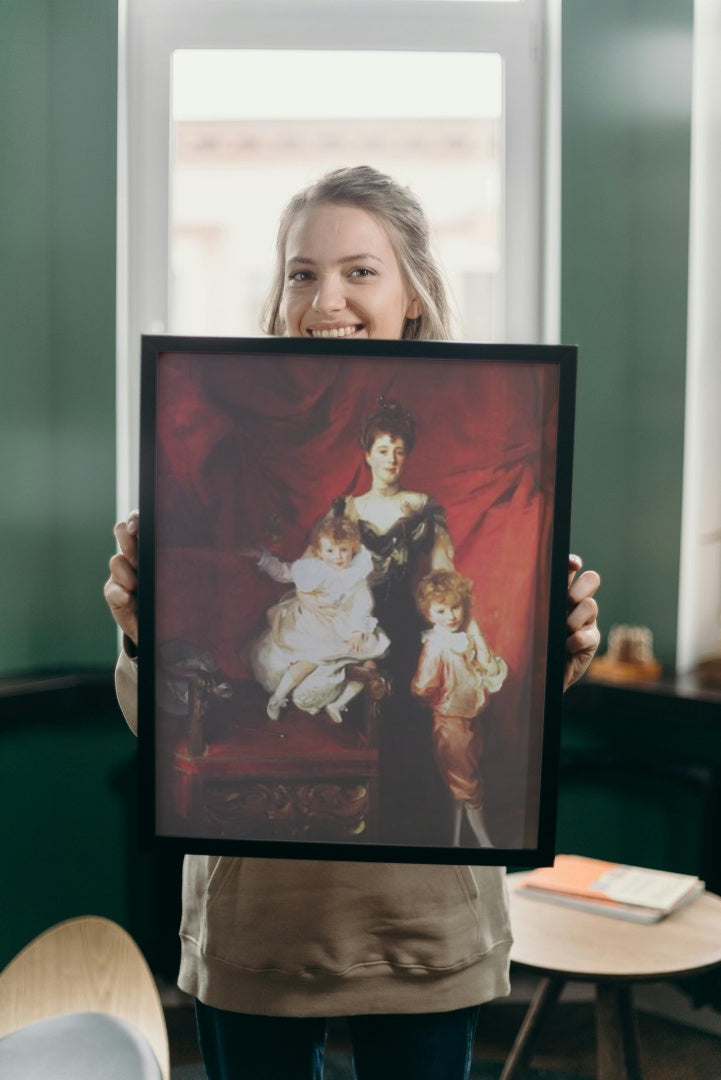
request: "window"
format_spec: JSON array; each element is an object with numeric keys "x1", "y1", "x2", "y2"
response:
[
  {"x1": 117, "y1": 0, "x2": 557, "y2": 509},
  {"x1": 169, "y1": 49, "x2": 503, "y2": 342}
]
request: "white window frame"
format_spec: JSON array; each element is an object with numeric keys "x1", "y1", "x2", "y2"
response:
[
  {"x1": 116, "y1": 0, "x2": 559, "y2": 512},
  {"x1": 676, "y1": 0, "x2": 721, "y2": 674}
]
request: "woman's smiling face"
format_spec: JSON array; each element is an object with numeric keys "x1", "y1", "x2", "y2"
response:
[{"x1": 281, "y1": 203, "x2": 421, "y2": 340}]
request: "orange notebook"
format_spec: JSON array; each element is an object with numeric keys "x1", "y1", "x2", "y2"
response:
[{"x1": 517, "y1": 855, "x2": 704, "y2": 923}]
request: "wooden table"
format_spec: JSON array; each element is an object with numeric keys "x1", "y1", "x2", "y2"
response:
[{"x1": 503, "y1": 873, "x2": 721, "y2": 1080}]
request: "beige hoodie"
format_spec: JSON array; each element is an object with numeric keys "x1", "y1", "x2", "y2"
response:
[{"x1": 116, "y1": 651, "x2": 512, "y2": 1016}]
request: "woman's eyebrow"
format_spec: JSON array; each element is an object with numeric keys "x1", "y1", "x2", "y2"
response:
[
  {"x1": 286, "y1": 253, "x2": 384, "y2": 266},
  {"x1": 339, "y1": 253, "x2": 384, "y2": 265}
]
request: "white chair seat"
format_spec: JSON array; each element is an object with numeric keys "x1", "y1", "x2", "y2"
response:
[
  {"x1": 0, "y1": 917, "x2": 169, "y2": 1079},
  {"x1": 0, "y1": 1011, "x2": 162, "y2": 1079}
]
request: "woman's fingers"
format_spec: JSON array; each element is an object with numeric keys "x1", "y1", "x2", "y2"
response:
[
  {"x1": 103, "y1": 574, "x2": 139, "y2": 643},
  {"x1": 567, "y1": 552, "x2": 583, "y2": 586},
  {"x1": 564, "y1": 560, "x2": 601, "y2": 690},
  {"x1": 105, "y1": 512, "x2": 140, "y2": 645},
  {"x1": 108, "y1": 551, "x2": 137, "y2": 591},
  {"x1": 566, "y1": 587, "x2": 600, "y2": 634},
  {"x1": 113, "y1": 511, "x2": 139, "y2": 567}
]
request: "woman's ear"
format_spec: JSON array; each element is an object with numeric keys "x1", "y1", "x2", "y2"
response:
[{"x1": 406, "y1": 296, "x2": 422, "y2": 320}]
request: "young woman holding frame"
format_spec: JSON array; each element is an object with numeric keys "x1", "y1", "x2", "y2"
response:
[{"x1": 105, "y1": 166, "x2": 600, "y2": 1080}]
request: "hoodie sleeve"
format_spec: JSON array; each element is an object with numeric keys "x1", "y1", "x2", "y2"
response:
[{"x1": 115, "y1": 647, "x2": 139, "y2": 736}]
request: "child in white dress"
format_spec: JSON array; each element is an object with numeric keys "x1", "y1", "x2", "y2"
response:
[
  {"x1": 246, "y1": 514, "x2": 390, "y2": 724},
  {"x1": 411, "y1": 569, "x2": 507, "y2": 846}
]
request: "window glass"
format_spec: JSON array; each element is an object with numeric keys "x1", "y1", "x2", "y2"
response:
[
  {"x1": 369, "y1": 0, "x2": 521, "y2": 3},
  {"x1": 170, "y1": 50, "x2": 503, "y2": 340}
]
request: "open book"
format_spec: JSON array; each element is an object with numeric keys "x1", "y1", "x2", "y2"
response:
[{"x1": 516, "y1": 854, "x2": 705, "y2": 923}]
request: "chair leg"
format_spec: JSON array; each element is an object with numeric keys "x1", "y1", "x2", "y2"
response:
[
  {"x1": 500, "y1": 976, "x2": 565, "y2": 1080},
  {"x1": 596, "y1": 983, "x2": 643, "y2": 1080}
]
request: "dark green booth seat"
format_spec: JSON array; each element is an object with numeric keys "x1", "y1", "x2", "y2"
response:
[{"x1": 0, "y1": 671, "x2": 182, "y2": 978}]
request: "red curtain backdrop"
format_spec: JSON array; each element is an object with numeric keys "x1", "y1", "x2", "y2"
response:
[{"x1": 153, "y1": 349, "x2": 560, "y2": 845}]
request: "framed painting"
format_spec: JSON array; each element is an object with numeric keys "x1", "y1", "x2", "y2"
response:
[{"x1": 137, "y1": 335, "x2": 576, "y2": 865}]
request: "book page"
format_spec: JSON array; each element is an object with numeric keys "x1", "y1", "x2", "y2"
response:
[{"x1": 596, "y1": 866, "x2": 698, "y2": 911}]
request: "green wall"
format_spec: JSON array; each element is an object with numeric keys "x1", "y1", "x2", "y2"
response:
[
  {"x1": 0, "y1": 0, "x2": 118, "y2": 675},
  {"x1": 0, "y1": 0, "x2": 135, "y2": 968},
  {"x1": 562, "y1": 0, "x2": 693, "y2": 669}
]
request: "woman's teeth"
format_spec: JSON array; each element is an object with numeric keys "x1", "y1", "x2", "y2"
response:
[{"x1": 310, "y1": 325, "x2": 360, "y2": 338}]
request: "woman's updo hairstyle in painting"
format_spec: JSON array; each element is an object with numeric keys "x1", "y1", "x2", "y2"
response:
[
  {"x1": 360, "y1": 396, "x2": 417, "y2": 455},
  {"x1": 262, "y1": 165, "x2": 454, "y2": 341}
]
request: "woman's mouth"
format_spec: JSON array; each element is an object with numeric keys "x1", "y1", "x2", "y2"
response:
[{"x1": 308, "y1": 324, "x2": 364, "y2": 339}]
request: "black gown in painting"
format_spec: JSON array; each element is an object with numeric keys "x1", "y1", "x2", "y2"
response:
[{"x1": 340, "y1": 495, "x2": 453, "y2": 846}]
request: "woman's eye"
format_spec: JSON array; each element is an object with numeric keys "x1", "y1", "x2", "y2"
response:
[
  {"x1": 349, "y1": 267, "x2": 375, "y2": 279},
  {"x1": 288, "y1": 270, "x2": 313, "y2": 283}
]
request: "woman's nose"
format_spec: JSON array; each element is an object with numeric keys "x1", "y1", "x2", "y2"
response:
[{"x1": 312, "y1": 274, "x2": 345, "y2": 314}]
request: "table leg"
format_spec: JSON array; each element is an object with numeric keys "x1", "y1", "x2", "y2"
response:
[
  {"x1": 500, "y1": 976, "x2": 565, "y2": 1080},
  {"x1": 596, "y1": 982, "x2": 643, "y2": 1080}
]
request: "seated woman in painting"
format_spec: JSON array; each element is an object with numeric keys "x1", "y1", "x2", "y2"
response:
[{"x1": 333, "y1": 397, "x2": 467, "y2": 842}]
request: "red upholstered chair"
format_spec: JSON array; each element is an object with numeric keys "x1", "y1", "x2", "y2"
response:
[{"x1": 158, "y1": 659, "x2": 389, "y2": 844}]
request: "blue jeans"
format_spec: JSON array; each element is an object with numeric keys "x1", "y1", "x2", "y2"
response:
[{"x1": 195, "y1": 1000, "x2": 481, "y2": 1080}]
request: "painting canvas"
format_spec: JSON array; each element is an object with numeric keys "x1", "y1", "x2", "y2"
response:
[{"x1": 137, "y1": 336, "x2": 576, "y2": 865}]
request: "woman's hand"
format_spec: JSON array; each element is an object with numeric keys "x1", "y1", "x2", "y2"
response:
[
  {"x1": 564, "y1": 554, "x2": 601, "y2": 691},
  {"x1": 103, "y1": 510, "x2": 139, "y2": 647}
]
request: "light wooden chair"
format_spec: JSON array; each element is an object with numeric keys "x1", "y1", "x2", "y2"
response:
[{"x1": 0, "y1": 915, "x2": 169, "y2": 1079}]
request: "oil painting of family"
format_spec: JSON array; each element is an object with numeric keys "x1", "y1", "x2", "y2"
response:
[{"x1": 150, "y1": 350, "x2": 562, "y2": 854}]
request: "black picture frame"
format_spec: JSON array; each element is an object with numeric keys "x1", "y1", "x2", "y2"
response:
[{"x1": 138, "y1": 335, "x2": 576, "y2": 866}]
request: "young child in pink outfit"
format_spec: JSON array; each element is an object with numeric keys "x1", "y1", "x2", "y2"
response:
[{"x1": 411, "y1": 569, "x2": 507, "y2": 847}]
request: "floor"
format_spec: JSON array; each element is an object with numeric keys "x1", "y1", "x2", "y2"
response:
[
  {"x1": 165, "y1": 979, "x2": 721, "y2": 1079},
  {"x1": 474, "y1": 999, "x2": 721, "y2": 1079}
]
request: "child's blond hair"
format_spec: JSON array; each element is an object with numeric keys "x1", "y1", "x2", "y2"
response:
[
  {"x1": 309, "y1": 513, "x2": 361, "y2": 556},
  {"x1": 416, "y1": 569, "x2": 474, "y2": 626}
]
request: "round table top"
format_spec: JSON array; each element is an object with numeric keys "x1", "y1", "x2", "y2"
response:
[{"x1": 508, "y1": 872, "x2": 721, "y2": 981}]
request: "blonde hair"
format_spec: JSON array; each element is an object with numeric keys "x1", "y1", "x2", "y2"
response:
[
  {"x1": 310, "y1": 513, "x2": 361, "y2": 555},
  {"x1": 262, "y1": 165, "x2": 454, "y2": 341},
  {"x1": 416, "y1": 569, "x2": 473, "y2": 625}
]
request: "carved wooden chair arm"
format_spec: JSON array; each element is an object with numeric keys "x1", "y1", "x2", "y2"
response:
[
  {"x1": 346, "y1": 664, "x2": 391, "y2": 748},
  {"x1": 346, "y1": 664, "x2": 391, "y2": 700},
  {"x1": 175, "y1": 668, "x2": 213, "y2": 757}
]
